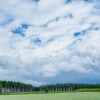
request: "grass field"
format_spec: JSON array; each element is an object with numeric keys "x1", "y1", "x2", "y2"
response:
[
  {"x1": 0, "y1": 92, "x2": 100, "y2": 100},
  {"x1": 76, "y1": 89, "x2": 100, "y2": 92}
]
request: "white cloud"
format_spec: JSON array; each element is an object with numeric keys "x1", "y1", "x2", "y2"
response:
[{"x1": 0, "y1": 0, "x2": 100, "y2": 84}]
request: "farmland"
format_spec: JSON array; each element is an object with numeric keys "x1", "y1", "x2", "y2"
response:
[{"x1": 0, "y1": 92, "x2": 100, "y2": 100}]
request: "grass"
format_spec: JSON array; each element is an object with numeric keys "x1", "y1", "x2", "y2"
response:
[
  {"x1": 1, "y1": 91, "x2": 76, "y2": 95},
  {"x1": 76, "y1": 88, "x2": 100, "y2": 92},
  {"x1": 0, "y1": 92, "x2": 100, "y2": 100},
  {"x1": 2, "y1": 92, "x2": 46, "y2": 95}
]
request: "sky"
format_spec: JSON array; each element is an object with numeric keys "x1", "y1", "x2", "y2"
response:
[{"x1": 0, "y1": 0, "x2": 100, "y2": 85}]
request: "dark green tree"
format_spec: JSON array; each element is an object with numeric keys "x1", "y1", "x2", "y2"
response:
[
  {"x1": 0, "y1": 84, "x2": 2, "y2": 94},
  {"x1": 45, "y1": 87, "x2": 49, "y2": 93}
]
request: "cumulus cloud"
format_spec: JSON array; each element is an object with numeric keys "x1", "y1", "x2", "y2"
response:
[{"x1": 0, "y1": 0, "x2": 100, "y2": 85}]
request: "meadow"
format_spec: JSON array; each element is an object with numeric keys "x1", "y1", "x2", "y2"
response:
[{"x1": 0, "y1": 92, "x2": 100, "y2": 100}]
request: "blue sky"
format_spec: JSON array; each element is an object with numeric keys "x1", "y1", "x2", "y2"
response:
[{"x1": 0, "y1": 0, "x2": 100, "y2": 85}]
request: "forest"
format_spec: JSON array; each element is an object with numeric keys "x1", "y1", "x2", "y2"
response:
[{"x1": 0, "y1": 80, "x2": 100, "y2": 93}]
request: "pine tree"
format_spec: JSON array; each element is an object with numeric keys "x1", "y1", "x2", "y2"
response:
[
  {"x1": 45, "y1": 87, "x2": 49, "y2": 93},
  {"x1": 0, "y1": 84, "x2": 2, "y2": 94}
]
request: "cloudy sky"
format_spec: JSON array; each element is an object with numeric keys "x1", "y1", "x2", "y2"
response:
[{"x1": 0, "y1": 0, "x2": 100, "y2": 85}]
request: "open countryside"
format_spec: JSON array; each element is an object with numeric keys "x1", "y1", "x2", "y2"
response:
[
  {"x1": 0, "y1": 0, "x2": 100, "y2": 100},
  {"x1": 0, "y1": 92, "x2": 100, "y2": 100},
  {"x1": 0, "y1": 81, "x2": 100, "y2": 100}
]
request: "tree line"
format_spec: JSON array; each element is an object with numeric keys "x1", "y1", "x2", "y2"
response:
[
  {"x1": 0, "y1": 80, "x2": 100, "y2": 93},
  {"x1": 0, "y1": 80, "x2": 34, "y2": 93},
  {"x1": 37, "y1": 83, "x2": 100, "y2": 92}
]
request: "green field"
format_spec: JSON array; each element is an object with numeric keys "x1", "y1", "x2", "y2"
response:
[
  {"x1": 0, "y1": 92, "x2": 100, "y2": 100},
  {"x1": 76, "y1": 89, "x2": 100, "y2": 92}
]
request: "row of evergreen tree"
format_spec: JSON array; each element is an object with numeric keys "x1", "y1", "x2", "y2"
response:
[
  {"x1": 37, "y1": 83, "x2": 100, "y2": 92},
  {"x1": 0, "y1": 80, "x2": 100, "y2": 93},
  {"x1": 0, "y1": 80, "x2": 34, "y2": 93}
]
